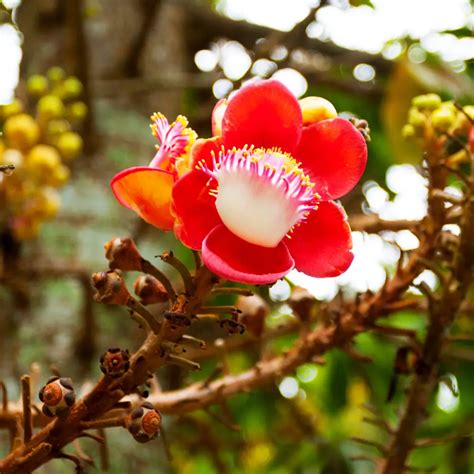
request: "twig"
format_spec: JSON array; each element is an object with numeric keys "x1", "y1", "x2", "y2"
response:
[
  {"x1": 141, "y1": 259, "x2": 177, "y2": 303},
  {"x1": 21, "y1": 376, "x2": 32, "y2": 443},
  {"x1": 159, "y1": 251, "x2": 195, "y2": 295}
]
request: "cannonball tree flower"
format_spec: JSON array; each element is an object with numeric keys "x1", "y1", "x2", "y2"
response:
[
  {"x1": 171, "y1": 80, "x2": 368, "y2": 284},
  {"x1": 111, "y1": 113, "x2": 197, "y2": 230}
]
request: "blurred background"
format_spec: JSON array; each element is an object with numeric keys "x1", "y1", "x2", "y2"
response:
[{"x1": 0, "y1": 0, "x2": 473, "y2": 472}]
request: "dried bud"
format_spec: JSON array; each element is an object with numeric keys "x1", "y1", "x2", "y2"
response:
[
  {"x1": 349, "y1": 117, "x2": 371, "y2": 142},
  {"x1": 288, "y1": 287, "x2": 316, "y2": 322},
  {"x1": 100, "y1": 348, "x2": 130, "y2": 378},
  {"x1": 164, "y1": 311, "x2": 191, "y2": 328},
  {"x1": 133, "y1": 275, "x2": 168, "y2": 305},
  {"x1": 127, "y1": 402, "x2": 161, "y2": 443},
  {"x1": 39, "y1": 376, "x2": 75, "y2": 417},
  {"x1": 220, "y1": 319, "x2": 245, "y2": 335},
  {"x1": 92, "y1": 270, "x2": 131, "y2": 305},
  {"x1": 237, "y1": 294, "x2": 269, "y2": 338},
  {"x1": 105, "y1": 237, "x2": 143, "y2": 272}
]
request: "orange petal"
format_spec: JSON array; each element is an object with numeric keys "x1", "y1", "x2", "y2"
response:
[{"x1": 111, "y1": 166, "x2": 175, "y2": 231}]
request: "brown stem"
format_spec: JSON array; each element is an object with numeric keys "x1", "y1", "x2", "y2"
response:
[{"x1": 21, "y1": 376, "x2": 32, "y2": 443}]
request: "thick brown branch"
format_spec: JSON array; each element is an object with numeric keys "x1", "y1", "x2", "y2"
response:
[{"x1": 377, "y1": 138, "x2": 474, "y2": 474}]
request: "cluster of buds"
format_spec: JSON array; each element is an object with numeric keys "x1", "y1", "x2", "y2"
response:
[
  {"x1": 0, "y1": 67, "x2": 86, "y2": 240},
  {"x1": 92, "y1": 270, "x2": 131, "y2": 305},
  {"x1": 403, "y1": 94, "x2": 474, "y2": 160},
  {"x1": 100, "y1": 347, "x2": 130, "y2": 378},
  {"x1": 38, "y1": 376, "x2": 76, "y2": 417},
  {"x1": 126, "y1": 401, "x2": 162, "y2": 443}
]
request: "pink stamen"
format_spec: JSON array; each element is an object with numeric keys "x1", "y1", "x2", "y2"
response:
[
  {"x1": 149, "y1": 113, "x2": 196, "y2": 171},
  {"x1": 198, "y1": 147, "x2": 319, "y2": 247}
]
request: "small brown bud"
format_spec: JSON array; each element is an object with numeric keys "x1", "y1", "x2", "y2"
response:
[
  {"x1": 237, "y1": 294, "x2": 269, "y2": 338},
  {"x1": 349, "y1": 116, "x2": 371, "y2": 142},
  {"x1": 133, "y1": 275, "x2": 168, "y2": 305},
  {"x1": 100, "y1": 348, "x2": 130, "y2": 378},
  {"x1": 105, "y1": 237, "x2": 143, "y2": 272},
  {"x1": 39, "y1": 376, "x2": 76, "y2": 417},
  {"x1": 126, "y1": 402, "x2": 161, "y2": 443},
  {"x1": 220, "y1": 319, "x2": 245, "y2": 335},
  {"x1": 288, "y1": 287, "x2": 316, "y2": 322},
  {"x1": 92, "y1": 270, "x2": 131, "y2": 305}
]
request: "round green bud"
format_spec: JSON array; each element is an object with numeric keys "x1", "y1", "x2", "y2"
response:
[
  {"x1": 57, "y1": 131, "x2": 83, "y2": 160},
  {"x1": 46, "y1": 119, "x2": 71, "y2": 137},
  {"x1": 4, "y1": 114, "x2": 40, "y2": 150},
  {"x1": 63, "y1": 76, "x2": 83, "y2": 99},
  {"x1": 402, "y1": 124, "x2": 416, "y2": 139},
  {"x1": 431, "y1": 106, "x2": 456, "y2": 131},
  {"x1": 464, "y1": 105, "x2": 474, "y2": 120},
  {"x1": 68, "y1": 101, "x2": 88, "y2": 121},
  {"x1": 47, "y1": 67, "x2": 66, "y2": 83},
  {"x1": 0, "y1": 99, "x2": 24, "y2": 118},
  {"x1": 27, "y1": 75, "x2": 49, "y2": 97},
  {"x1": 407, "y1": 107, "x2": 426, "y2": 128},
  {"x1": 412, "y1": 93, "x2": 441, "y2": 111},
  {"x1": 37, "y1": 95, "x2": 65, "y2": 120}
]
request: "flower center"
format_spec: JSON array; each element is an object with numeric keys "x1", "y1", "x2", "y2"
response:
[
  {"x1": 200, "y1": 147, "x2": 317, "y2": 248},
  {"x1": 149, "y1": 113, "x2": 196, "y2": 175}
]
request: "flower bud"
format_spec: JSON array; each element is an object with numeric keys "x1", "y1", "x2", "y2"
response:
[
  {"x1": 105, "y1": 237, "x2": 143, "y2": 272},
  {"x1": 47, "y1": 66, "x2": 66, "y2": 83},
  {"x1": 27, "y1": 74, "x2": 49, "y2": 97},
  {"x1": 68, "y1": 101, "x2": 88, "y2": 121},
  {"x1": 133, "y1": 275, "x2": 168, "y2": 305},
  {"x1": 100, "y1": 347, "x2": 130, "y2": 378},
  {"x1": 299, "y1": 96, "x2": 337, "y2": 126},
  {"x1": 349, "y1": 117, "x2": 371, "y2": 142},
  {"x1": 127, "y1": 402, "x2": 161, "y2": 443},
  {"x1": 469, "y1": 126, "x2": 474, "y2": 154},
  {"x1": 57, "y1": 132, "x2": 83, "y2": 160},
  {"x1": 0, "y1": 99, "x2": 23, "y2": 119},
  {"x1": 26, "y1": 145, "x2": 61, "y2": 175},
  {"x1": 48, "y1": 164, "x2": 70, "y2": 188},
  {"x1": 37, "y1": 95, "x2": 65, "y2": 120},
  {"x1": 407, "y1": 107, "x2": 426, "y2": 128},
  {"x1": 402, "y1": 124, "x2": 416, "y2": 139},
  {"x1": 62, "y1": 76, "x2": 83, "y2": 99},
  {"x1": 220, "y1": 318, "x2": 245, "y2": 335},
  {"x1": 411, "y1": 93, "x2": 441, "y2": 111},
  {"x1": 92, "y1": 270, "x2": 131, "y2": 305},
  {"x1": 431, "y1": 106, "x2": 456, "y2": 131},
  {"x1": 4, "y1": 114, "x2": 40, "y2": 151},
  {"x1": 39, "y1": 376, "x2": 76, "y2": 417}
]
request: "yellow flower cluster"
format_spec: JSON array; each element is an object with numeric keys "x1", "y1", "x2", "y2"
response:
[
  {"x1": 0, "y1": 67, "x2": 87, "y2": 240},
  {"x1": 403, "y1": 94, "x2": 473, "y2": 140}
]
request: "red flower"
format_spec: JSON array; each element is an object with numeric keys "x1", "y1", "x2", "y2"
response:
[
  {"x1": 111, "y1": 79, "x2": 367, "y2": 285},
  {"x1": 111, "y1": 114, "x2": 196, "y2": 230},
  {"x1": 172, "y1": 80, "x2": 367, "y2": 284}
]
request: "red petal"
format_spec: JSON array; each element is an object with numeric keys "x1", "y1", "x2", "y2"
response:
[
  {"x1": 222, "y1": 79, "x2": 302, "y2": 153},
  {"x1": 202, "y1": 225, "x2": 295, "y2": 284},
  {"x1": 172, "y1": 170, "x2": 222, "y2": 250},
  {"x1": 285, "y1": 201, "x2": 353, "y2": 277},
  {"x1": 294, "y1": 118, "x2": 367, "y2": 200},
  {"x1": 111, "y1": 167, "x2": 175, "y2": 230},
  {"x1": 190, "y1": 137, "x2": 222, "y2": 168}
]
